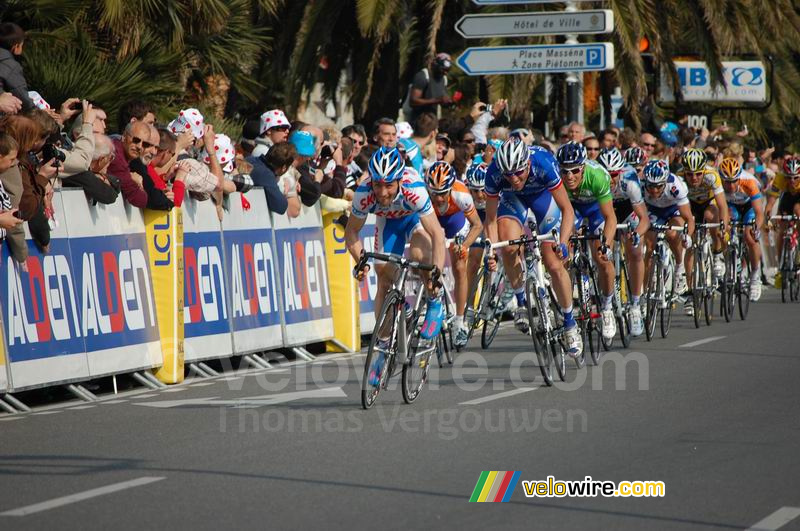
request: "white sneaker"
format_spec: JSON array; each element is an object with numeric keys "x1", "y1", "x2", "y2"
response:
[
  {"x1": 514, "y1": 307, "x2": 530, "y2": 334},
  {"x1": 630, "y1": 305, "x2": 644, "y2": 337},
  {"x1": 564, "y1": 325, "x2": 583, "y2": 358},
  {"x1": 749, "y1": 282, "x2": 762, "y2": 302},
  {"x1": 601, "y1": 308, "x2": 616, "y2": 339},
  {"x1": 713, "y1": 253, "x2": 725, "y2": 278},
  {"x1": 684, "y1": 294, "x2": 694, "y2": 316},
  {"x1": 675, "y1": 271, "x2": 688, "y2": 296},
  {"x1": 455, "y1": 325, "x2": 469, "y2": 348}
]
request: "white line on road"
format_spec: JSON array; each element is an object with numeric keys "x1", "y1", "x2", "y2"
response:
[
  {"x1": 0, "y1": 476, "x2": 166, "y2": 517},
  {"x1": 101, "y1": 400, "x2": 127, "y2": 404},
  {"x1": 746, "y1": 507, "x2": 800, "y2": 531},
  {"x1": 458, "y1": 387, "x2": 537, "y2": 405},
  {"x1": 679, "y1": 336, "x2": 726, "y2": 348}
]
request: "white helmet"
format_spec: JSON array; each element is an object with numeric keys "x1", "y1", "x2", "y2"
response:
[{"x1": 496, "y1": 138, "x2": 529, "y2": 174}]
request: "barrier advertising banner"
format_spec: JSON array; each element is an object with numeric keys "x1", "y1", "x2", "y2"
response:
[
  {"x1": 321, "y1": 212, "x2": 360, "y2": 352},
  {"x1": 144, "y1": 206, "x2": 184, "y2": 384},
  {"x1": 182, "y1": 197, "x2": 233, "y2": 362},
  {"x1": 271, "y1": 204, "x2": 334, "y2": 346},
  {"x1": 221, "y1": 191, "x2": 283, "y2": 354}
]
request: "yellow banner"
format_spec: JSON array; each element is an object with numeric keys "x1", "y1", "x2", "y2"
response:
[
  {"x1": 144, "y1": 209, "x2": 185, "y2": 384},
  {"x1": 322, "y1": 212, "x2": 360, "y2": 352}
]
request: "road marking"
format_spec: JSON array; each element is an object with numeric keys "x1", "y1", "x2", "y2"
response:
[
  {"x1": 459, "y1": 387, "x2": 537, "y2": 405},
  {"x1": 679, "y1": 336, "x2": 726, "y2": 348},
  {"x1": 0, "y1": 417, "x2": 21, "y2": 421},
  {"x1": 68, "y1": 405, "x2": 96, "y2": 411},
  {"x1": 0, "y1": 476, "x2": 166, "y2": 517},
  {"x1": 160, "y1": 388, "x2": 187, "y2": 393},
  {"x1": 133, "y1": 386, "x2": 347, "y2": 409},
  {"x1": 190, "y1": 382, "x2": 216, "y2": 387},
  {"x1": 101, "y1": 400, "x2": 127, "y2": 404},
  {"x1": 746, "y1": 507, "x2": 800, "y2": 531},
  {"x1": 134, "y1": 394, "x2": 156, "y2": 398},
  {"x1": 31, "y1": 411, "x2": 60, "y2": 416}
]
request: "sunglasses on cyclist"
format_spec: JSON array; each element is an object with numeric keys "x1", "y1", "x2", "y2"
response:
[
  {"x1": 560, "y1": 166, "x2": 583, "y2": 175},
  {"x1": 585, "y1": 147, "x2": 600, "y2": 152},
  {"x1": 645, "y1": 182, "x2": 665, "y2": 190},
  {"x1": 504, "y1": 167, "x2": 527, "y2": 178},
  {"x1": 130, "y1": 136, "x2": 154, "y2": 149},
  {"x1": 788, "y1": 174, "x2": 800, "y2": 180}
]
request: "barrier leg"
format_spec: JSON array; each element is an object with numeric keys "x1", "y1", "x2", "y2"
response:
[
  {"x1": 132, "y1": 372, "x2": 161, "y2": 390},
  {"x1": 66, "y1": 384, "x2": 95, "y2": 402},
  {"x1": 292, "y1": 347, "x2": 316, "y2": 361},
  {"x1": 189, "y1": 364, "x2": 212, "y2": 378},
  {"x1": 198, "y1": 362, "x2": 221, "y2": 376},
  {"x1": 242, "y1": 355, "x2": 267, "y2": 370},
  {"x1": 3, "y1": 394, "x2": 31, "y2": 412},
  {"x1": 0, "y1": 397, "x2": 18, "y2": 414}
]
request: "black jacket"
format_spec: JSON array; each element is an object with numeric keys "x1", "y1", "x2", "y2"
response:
[
  {"x1": 62, "y1": 171, "x2": 119, "y2": 205},
  {"x1": 0, "y1": 48, "x2": 34, "y2": 112}
]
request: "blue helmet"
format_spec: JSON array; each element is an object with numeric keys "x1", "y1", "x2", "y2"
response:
[
  {"x1": 556, "y1": 141, "x2": 587, "y2": 166},
  {"x1": 643, "y1": 159, "x2": 670, "y2": 185},
  {"x1": 465, "y1": 163, "x2": 488, "y2": 190},
  {"x1": 369, "y1": 146, "x2": 406, "y2": 183}
]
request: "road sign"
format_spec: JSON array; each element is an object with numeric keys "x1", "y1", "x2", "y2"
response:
[
  {"x1": 456, "y1": 43, "x2": 614, "y2": 76},
  {"x1": 455, "y1": 10, "x2": 613, "y2": 39},
  {"x1": 472, "y1": 0, "x2": 596, "y2": 4}
]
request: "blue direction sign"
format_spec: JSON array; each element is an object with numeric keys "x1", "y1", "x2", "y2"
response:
[{"x1": 456, "y1": 43, "x2": 614, "y2": 76}]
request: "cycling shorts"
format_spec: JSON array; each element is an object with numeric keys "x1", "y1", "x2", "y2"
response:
[
  {"x1": 647, "y1": 204, "x2": 681, "y2": 226},
  {"x1": 778, "y1": 192, "x2": 800, "y2": 215},
  {"x1": 438, "y1": 210, "x2": 469, "y2": 239},
  {"x1": 690, "y1": 199, "x2": 714, "y2": 222},
  {"x1": 497, "y1": 189, "x2": 561, "y2": 234},
  {"x1": 572, "y1": 201, "x2": 605, "y2": 235},
  {"x1": 375, "y1": 213, "x2": 422, "y2": 256},
  {"x1": 729, "y1": 202, "x2": 756, "y2": 225}
]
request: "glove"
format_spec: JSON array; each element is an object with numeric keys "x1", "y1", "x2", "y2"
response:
[
  {"x1": 753, "y1": 228, "x2": 761, "y2": 242},
  {"x1": 599, "y1": 244, "x2": 612, "y2": 260},
  {"x1": 682, "y1": 235, "x2": 693, "y2": 249},
  {"x1": 554, "y1": 242, "x2": 569, "y2": 260},
  {"x1": 631, "y1": 232, "x2": 641, "y2": 248},
  {"x1": 723, "y1": 230, "x2": 731, "y2": 244}
]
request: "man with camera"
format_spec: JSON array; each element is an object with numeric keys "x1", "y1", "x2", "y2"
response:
[{"x1": 403, "y1": 53, "x2": 453, "y2": 124}]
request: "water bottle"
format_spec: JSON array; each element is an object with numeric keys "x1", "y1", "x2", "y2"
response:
[{"x1": 581, "y1": 274, "x2": 591, "y2": 306}]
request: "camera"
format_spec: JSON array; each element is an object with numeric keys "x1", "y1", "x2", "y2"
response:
[
  {"x1": 41, "y1": 143, "x2": 66, "y2": 167},
  {"x1": 479, "y1": 104, "x2": 493, "y2": 113},
  {"x1": 320, "y1": 142, "x2": 337, "y2": 159}
]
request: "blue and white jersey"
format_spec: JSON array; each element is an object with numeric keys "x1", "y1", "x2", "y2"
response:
[
  {"x1": 643, "y1": 173, "x2": 689, "y2": 209},
  {"x1": 612, "y1": 164, "x2": 644, "y2": 205},
  {"x1": 351, "y1": 168, "x2": 433, "y2": 219},
  {"x1": 398, "y1": 137, "x2": 424, "y2": 176},
  {"x1": 485, "y1": 145, "x2": 561, "y2": 198}
]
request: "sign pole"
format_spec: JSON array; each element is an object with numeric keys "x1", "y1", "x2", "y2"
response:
[{"x1": 565, "y1": 0, "x2": 581, "y2": 124}]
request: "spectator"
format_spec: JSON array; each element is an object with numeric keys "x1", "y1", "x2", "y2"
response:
[
  {"x1": 117, "y1": 100, "x2": 155, "y2": 132},
  {"x1": 341, "y1": 124, "x2": 367, "y2": 186},
  {"x1": 61, "y1": 133, "x2": 119, "y2": 205},
  {"x1": 72, "y1": 104, "x2": 108, "y2": 136},
  {"x1": 337, "y1": 137, "x2": 356, "y2": 200},
  {"x1": 246, "y1": 140, "x2": 291, "y2": 216},
  {"x1": 0, "y1": 23, "x2": 34, "y2": 112},
  {"x1": 199, "y1": 133, "x2": 237, "y2": 194},
  {"x1": 252, "y1": 109, "x2": 290, "y2": 158},
  {"x1": 401, "y1": 112, "x2": 437, "y2": 175},
  {"x1": 459, "y1": 129, "x2": 477, "y2": 160},
  {"x1": 566, "y1": 121, "x2": 586, "y2": 142},
  {"x1": 600, "y1": 128, "x2": 617, "y2": 149},
  {"x1": 59, "y1": 101, "x2": 98, "y2": 178},
  {"x1": 149, "y1": 128, "x2": 186, "y2": 207},
  {"x1": 436, "y1": 134, "x2": 452, "y2": 163},
  {"x1": 372, "y1": 117, "x2": 397, "y2": 148},
  {"x1": 239, "y1": 117, "x2": 261, "y2": 157},
  {"x1": 583, "y1": 136, "x2": 601, "y2": 161},
  {"x1": 469, "y1": 99, "x2": 507, "y2": 145},
  {"x1": 618, "y1": 128, "x2": 637, "y2": 150},
  {"x1": 126, "y1": 124, "x2": 173, "y2": 210},
  {"x1": 640, "y1": 132, "x2": 657, "y2": 158},
  {"x1": 404, "y1": 52, "x2": 452, "y2": 124},
  {"x1": 0, "y1": 114, "x2": 55, "y2": 251},
  {"x1": 0, "y1": 132, "x2": 23, "y2": 238},
  {"x1": 290, "y1": 129, "x2": 322, "y2": 207},
  {"x1": 108, "y1": 120, "x2": 150, "y2": 208}
]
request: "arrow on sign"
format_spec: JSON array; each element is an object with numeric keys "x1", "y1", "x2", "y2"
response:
[
  {"x1": 133, "y1": 386, "x2": 347, "y2": 408},
  {"x1": 455, "y1": 10, "x2": 613, "y2": 39},
  {"x1": 456, "y1": 43, "x2": 615, "y2": 76}
]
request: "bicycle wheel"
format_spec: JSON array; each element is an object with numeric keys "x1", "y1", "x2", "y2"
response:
[
  {"x1": 617, "y1": 303, "x2": 631, "y2": 349},
  {"x1": 469, "y1": 270, "x2": 489, "y2": 340},
  {"x1": 644, "y1": 262, "x2": 659, "y2": 341},
  {"x1": 738, "y1": 247, "x2": 751, "y2": 320},
  {"x1": 361, "y1": 291, "x2": 402, "y2": 410},
  {"x1": 790, "y1": 247, "x2": 800, "y2": 302},
  {"x1": 660, "y1": 256, "x2": 675, "y2": 338},
  {"x1": 722, "y1": 251, "x2": 736, "y2": 322},
  {"x1": 402, "y1": 308, "x2": 435, "y2": 404},
  {"x1": 692, "y1": 255, "x2": 703, "y2": 329},
  {"x1": 526, "y1": 276, "x2": 553, "y2": 387},
  {"x1": 703, "y1": 252, "x2": 714, "y2": 326},
  {"x1": 481, "y1": 273, "x2": 504, "y2": 349},
  {"x1": 576, "y1": 271, "x2": 598, "y2": 364}
]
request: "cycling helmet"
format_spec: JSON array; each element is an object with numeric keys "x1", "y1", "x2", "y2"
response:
[
  {"x1": 597, "y1": 147, "x2": 625, "y2": 173},
  {"x1": 718, "y1": 157, "x2": 742, "y2": 181},
  {"x1": 783, "y1": 156, "x2": 800, "y2": 176},
  {"x1": 426, "y1": 161, "x2": 457, "y2": 193},
  {"x1": 465, "y1": 163, "x2": 488, "y2": 190},
  {"x1": 643, "y1": 159, "x2": 670, "y2": 185},
  {"x1": 682, "y1": 148, "x2": 707, "y2": 173},
  {"x1": 556, "y1": 141, "x2": 587, "y2": 166},
  {"x1": 495, "y1": 138, "x2": 529, "y2": 174},
  {"x1": 368, "y1": 146, "x2": 405, "y2": 183},
  {"x1": 624, "y1": 146, "x2": 647, "y2": 166}
]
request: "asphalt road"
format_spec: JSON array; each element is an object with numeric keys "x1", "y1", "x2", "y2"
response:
[{"x1": 0, "y1": 289, "x2": 799, "y2": 531}]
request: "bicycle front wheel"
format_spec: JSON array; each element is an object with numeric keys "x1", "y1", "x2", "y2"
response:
[
  {"x1": 738, "y1": 247, "x2": 751, "y2": 320},
  {"x1": 402, "y1": 314, "x2": 435, "y2": 404},
  {"x1": 526, "y1": 277, "x2": 553, "y2": 386},
  {"x1": 692, "y1": 255, "x2": 703, "y2": 329},
  {"x1": 361, "y1": 291, "x2": 402, "y2": 409},
  {"x1": 481, "y1": 272, "x2": 504, "y2": 349},
  {"x1": 660, "y1": 256, "x2": 675, "y2": 338},
  {"x1": 644, "y1": 261, "x2": 659, "y2": 341}
]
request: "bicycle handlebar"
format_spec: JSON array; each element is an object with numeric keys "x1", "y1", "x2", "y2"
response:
[
  {"x1": 361, "y1": 251, "x2": 436, "y2": 272},
  {"x1": 696, "y1": 222, "x2": 725, "y2": 229},
  {"x1": 490, "y1": 229, "x2": 559, "y2": 250},
  {"x1": 771, "y1": 215, "x2": 800, "y2": 221},
  {"x1": 650, "y1": 223, "x2": 688, "y2": 233}
]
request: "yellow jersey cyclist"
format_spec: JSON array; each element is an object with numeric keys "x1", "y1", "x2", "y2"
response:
[
  {"x1": 642, "y1": 159, "x2": 695, "y2": 285},
  {"x1": 483, "y1": 138, "x2": 583, "y2": 357},
  {"x1": 598, "y1": 147, "x2": 651, "y2": 336},
  {"x1": 346, "y1": 147, "x2": 446, "y2": 385},
  {"x1": 559, "y1": 142, "x2": 619, "y2": 341},
  {"x1": 765, "y1": 156, "x2": 800, "y2": 288},
  {"x1": 425, "y1": 161, "x2": 484, "y2": 347},
  {"x1": 719, "y1": 157, "x2": 765, "y2": 301},
  {"x1": 680, "y1": 148, "x2": 730, "y2": 313}
]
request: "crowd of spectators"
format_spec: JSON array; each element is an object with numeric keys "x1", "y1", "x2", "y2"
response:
[{"x1": 0, "y1": 21, "x2": 789, "y2": 271}]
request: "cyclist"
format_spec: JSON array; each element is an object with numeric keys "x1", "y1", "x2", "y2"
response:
[
  {"x1": 624, "y1": 146, "x2": 647, "y2": 180},
  {"x1": 642, "y1": 159, "x2": 695, "y2": 290},
  {"x1": 598, "y1": 147, "x2": 651, "y2": 336},
  {"x1": 559, "y1": 142, "x2": 618, "y2": 341},
  {"x1": 680, "y1": 148, "x2": 730, "y2": 314},
  {"x1": 426, "y1": 161, "x2": 484, "y2": 347},
  {"x1": 765, "y1": 157, "x2": 800, "y2": 288},
  {"x1": 719, "y1": 157, "x2": 765, "y2": 301},
  {"x1": 346, "y1": 147, "x2": 446, "y2": 384},
  {"x1": 483, "y1": 138, "x2": 583, "y2": 357}
]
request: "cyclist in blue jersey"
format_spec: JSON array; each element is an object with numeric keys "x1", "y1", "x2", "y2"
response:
[
  {"x1": 483, "y1": 138, "x2": 583, "y2": 357},
  {"x1": 346, "y1": 148, "x2": 446, "y2": 383}
]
